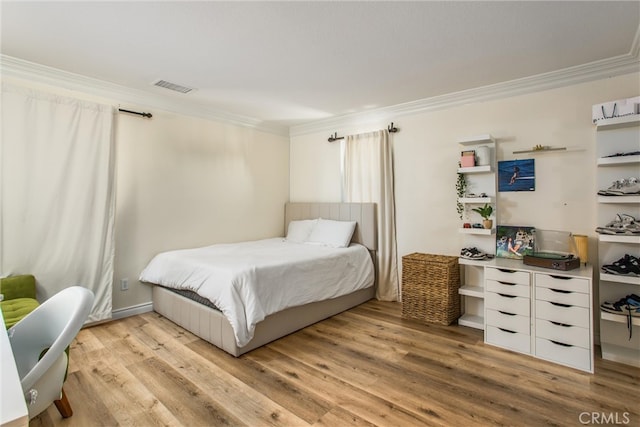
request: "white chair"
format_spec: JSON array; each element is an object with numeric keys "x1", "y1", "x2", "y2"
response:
[{"x1": 8, "y1": 286, "x2": 94, "y2": 419}]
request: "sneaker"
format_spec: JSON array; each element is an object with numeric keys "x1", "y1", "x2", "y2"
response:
[
  {"x1": 607, "y1": 177, "x2": 640, "y2": 195},
  {"x1": 601, "y1": 254, "x2": 640, "y2": 276},
  {"x1": 460, "y1": 247, "x2": 486, "y2": 260},
  {"x1": 595, "y1": 214, "x2": 640, "y2": 235},
  {"x1": 601, "y1": 296, "x2": 639, "y2": 340},
  {"x1": 598, "y1": 179, "x2": 625, "y2": 196}
]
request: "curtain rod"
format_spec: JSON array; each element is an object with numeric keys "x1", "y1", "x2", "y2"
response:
[
  {"x1": 118, "y1": 108, "x2": 153, "y2": 119},
  {"x1": 328, "y1": 122, "x2": 399, "y2": 142}
]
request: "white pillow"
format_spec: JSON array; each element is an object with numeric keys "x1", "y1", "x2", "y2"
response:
[
  {"x1": 285, "y1": 219, "x2": 318, "y2": 243},
  {"x1": 306, "y1": 218, "x2": 357, "y2": 248}
]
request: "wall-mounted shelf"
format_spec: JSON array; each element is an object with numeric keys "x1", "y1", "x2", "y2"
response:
[
  {"x1": 598, "y1": 196, "x2": 640, "y2": 204},
  {"x1": 600, "y1": 273, "x2": 640, "y2": 286},
  {"x1": 601, "y1": 311, "x2": 640, "y2": 326},
  {"x1": 458, "y1": 197, "x2": 493, "y2": 204},
  {"x1": 458, "y1": 227, "x2": 494, "y2": 235},
  {"x1": 512, "y1": 147, "x2": 567, "y2": 154},
  {"x1": 597, "y1": 155, "x2": 640, "y2": 166},
  {"x1": 458, "y1": 165, "x2": 492, "y2": 174},
  {"x1": 457, "y1": 134, "x2": 495, "y2": 146},
  {"x1": 596, "y1": 115, "x2": 640, "y2": 131},
  {"x1": 598, "y1": 234, "x2": 640, "y2": 244}
]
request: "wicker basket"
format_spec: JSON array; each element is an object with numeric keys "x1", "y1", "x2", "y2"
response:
[{"x1": 401, "y1": 253, "x2": 461, "y2": 325}]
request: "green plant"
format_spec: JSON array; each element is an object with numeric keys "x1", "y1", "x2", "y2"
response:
[
  {"x1": 455, "y1": 173, "x2": 467, "y2": 219},
  {"x1": 471, "y1": 203, "x2": 493, "y2": 220}
]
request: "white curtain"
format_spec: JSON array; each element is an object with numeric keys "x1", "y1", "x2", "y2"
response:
[
  {"x1": 1, "y1": 83, "x2": 115, "y2": 322},
  {"x1": 343, "y1": 129, "x2": 399, "y2": 301}
]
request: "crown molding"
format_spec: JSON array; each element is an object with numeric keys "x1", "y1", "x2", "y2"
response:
[
  {"x1": 0, "y1": 55, "x2": 289, "y2": 137},
  {"x1": 290, "y1": 41, "x2": 640, "y2": 138}
]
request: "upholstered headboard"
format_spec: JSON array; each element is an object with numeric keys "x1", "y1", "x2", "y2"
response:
[{"x1": 284, "y1": 203, "x2": 377, "y2": 251}]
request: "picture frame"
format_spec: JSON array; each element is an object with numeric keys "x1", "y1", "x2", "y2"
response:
[
  {"x1": 496, "y1": 225, "x2": 535, "y2": 259},
  {"x1": 498, "y1": 159, "x2": 535, "y2": 192}
]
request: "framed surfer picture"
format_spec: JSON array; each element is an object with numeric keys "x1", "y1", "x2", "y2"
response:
[
  {"x1": 496, "y1": 225, "x2": 536, "y2": 259},
  {"x1": 498, "y1": 159, "x2": 535, "y2": 192}
]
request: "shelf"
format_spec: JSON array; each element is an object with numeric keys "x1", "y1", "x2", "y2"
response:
[
  {"x1": 458, "y1": 314, "x2": 484, "y2": 329},
  {"x1": 459, "y1": 285, "x2": 484, "y2": 298},
  {"x1": 458, "y1": 197, "x2": 493, "y2": 204},
  {"x1": 458, "y1": 165, "x2": 492, "y2": 174},
  {"x1": 600, "y1": 273, "x2": 640, "y2": 285},
  {"x1": 458, "y1": 228, "x2": 494, "y2": 235},
  {"x1": 597, "y1": 195, "x2": 640, "y2": 204},
  {"x1": 601, "y1": 311, "x2": 640, "y2": 326},
  {"x1": 597, "y1": 155, "x2": 640, "y2": 166},
  {"x1": 598, "y1": 234, "x2": 640, "y2": 244},
  {"x1": 512, "y1": 147, "x2": 567, "y2": 154},
  {"x1": 596, "y1": 115, "x2": 640, "y2": 131},
  {"x1": 457, "y1": 134, "x2": 495, "y2": 146}
]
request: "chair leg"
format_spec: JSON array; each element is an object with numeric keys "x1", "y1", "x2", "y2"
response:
[{"x1": 54, "y1": 388, "x2": 73, "y2": 418}]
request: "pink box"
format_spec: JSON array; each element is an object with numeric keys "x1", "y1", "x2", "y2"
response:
[{"x1": 460, "y1": 155, "x2": 475, "y2": 167}]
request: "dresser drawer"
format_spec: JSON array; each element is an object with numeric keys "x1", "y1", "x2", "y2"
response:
[
  {"x1": 485, "y1": 292, "x2": 530, "y2": 316},
  {"x1": 486, "y1": 267, "x2": 530, "y2": 285},
  {"x1": 536, "y1": 287, "x2": 590, "y2": 308},
  {"x1": 535, "y1": 337, "x2": 591, "y2": 372},
  {"x1": 535, "y1": 300, "x2": 590, "y2": 328},
  {"x1": 535, "y1": 273, "x2": 589, "y2": 294},
  {"x1": 486, "y1": 325, "x2": 531, "y2": 354},
  {"x1": 486, "y1": 309, "x2": 530, "y2": 334},
  {"x1": 486, "y1": 280, "x2": 529, "y2": 298},
  {"x1": 535, "y1": 319, "x2": 590, "y2": 349}
]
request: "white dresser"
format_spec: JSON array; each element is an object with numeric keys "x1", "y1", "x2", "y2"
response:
[{"x1": 478, "y1": 258, "x2": 594, "y2": 373}]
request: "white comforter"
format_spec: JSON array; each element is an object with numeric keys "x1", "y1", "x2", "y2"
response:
[{"x1": 139, "y1": 238, "x2": 374, "y2": 347}]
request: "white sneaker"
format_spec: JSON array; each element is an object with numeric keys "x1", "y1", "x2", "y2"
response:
[{"x1": 608, "y1": 177, "x2": 640, "y2": 195}]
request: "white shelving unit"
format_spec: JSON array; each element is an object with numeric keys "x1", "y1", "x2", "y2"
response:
[
  {"x1": 595, "y1": 114, "x2": 640, "y2": 367},
  {"x1": 457, "y1": 134, "x2": 497, "y2": 330}
]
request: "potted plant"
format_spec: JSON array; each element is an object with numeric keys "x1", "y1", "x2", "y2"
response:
[{"x1": 471, "y1": 203, "x2": 493, "y2": 229}]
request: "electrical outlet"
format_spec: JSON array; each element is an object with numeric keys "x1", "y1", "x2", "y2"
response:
[{"x1": 120, "y1": 278, "x2": 129, "y2": 291}]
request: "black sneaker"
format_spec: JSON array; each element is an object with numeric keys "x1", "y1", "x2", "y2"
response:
[
  {"x1": 601, "y1": 296, "x2": 638, "y2": 340},
  {"x1": 601, "y1": 254, "x2": 640, "y2": 276}
]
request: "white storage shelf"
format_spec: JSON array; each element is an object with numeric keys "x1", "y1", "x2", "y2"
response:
[
  {"x1": 457, "y1": 133, "x2": 497, "y2": 332},
  {"x1": 595, "y1": 111, "x2": 640, "y2": 368}
]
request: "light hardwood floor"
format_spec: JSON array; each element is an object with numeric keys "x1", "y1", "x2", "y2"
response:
[{"x1": 32, "y1": 300, "x2": 639, "y2": 427}]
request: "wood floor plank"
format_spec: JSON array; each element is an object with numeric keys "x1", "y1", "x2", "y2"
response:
[
  {"x1": 130, "y1": 315, "x2": 310, "y2": 426},
  {"x1": 31, "y1": 300, "x2": 640, "y2": 427}
]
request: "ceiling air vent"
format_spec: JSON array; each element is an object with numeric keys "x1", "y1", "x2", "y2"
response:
[{"x1": 152, "y1": 79, "x2": 194, "y2": 94}]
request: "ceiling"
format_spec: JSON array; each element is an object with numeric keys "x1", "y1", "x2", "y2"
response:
[{"x1": 2, "y1": 1, "x2": 639, "y2": 131}]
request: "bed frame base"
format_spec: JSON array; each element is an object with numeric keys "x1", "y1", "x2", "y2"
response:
[{"x1": 152, "y1": 285, "x2": 374, "y2": 357}]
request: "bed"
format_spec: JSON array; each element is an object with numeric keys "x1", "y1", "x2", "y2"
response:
[{"x1": 141, "y1": 202, "x2": 377, "y2": 357}]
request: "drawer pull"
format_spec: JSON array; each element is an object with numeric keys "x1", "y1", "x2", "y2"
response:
[
  {"x1": 550, "y1": 321, "x2": 572, "y2": 328},
  {"x1": 498, "y1": 327, "x2": 516, "y2": 334},
  {"x1": 549, "y1": 288, "x2": 571, "y2": 294},
  {"x1": 497, "y1": 268, "x2": 516, "y2": 273},
  {"x1": 498, "y1": 293, "x2": 517, "y2": 299},
  {"x1": 549, "y1": 275, "x2": 571, "y2": 280},
  {"x1": 550, "y1": 301, "x2": 572, "y2": 308},
  {"x1": 550, "y1": 340, "x2": 573, "y2": 348},
  {"x1": 498, "y1": 311, "x2": 516, "y2": 316},
  {"x1": 497, "y1": 281, "x2": 516, "y2": 286}
]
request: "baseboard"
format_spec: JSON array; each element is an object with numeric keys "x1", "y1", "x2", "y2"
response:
[{"x1": 111, "y1": 302, "x2": 154, "y2": 320}]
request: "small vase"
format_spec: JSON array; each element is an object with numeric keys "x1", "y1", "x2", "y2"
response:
[{"x1": 483, "y1": 219, "x2": 493, "y2": 229}]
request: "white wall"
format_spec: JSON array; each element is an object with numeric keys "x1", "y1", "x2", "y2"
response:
[
  {"x1": 290, "y1": 72, "x2": 639, "y2": 268},
  {"x1": 114, "y1": 111, "x2": 289, "y2": 312},
  {"x1": 3, "y1": 76, "x2": 290, "y2": 313}
]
